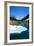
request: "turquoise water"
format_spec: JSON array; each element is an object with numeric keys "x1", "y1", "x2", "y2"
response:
[{"x1": 10, "y1": 24, "x2": 29, "y2": 40}]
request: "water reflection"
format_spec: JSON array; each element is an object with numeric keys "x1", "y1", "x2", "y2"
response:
[{"x1": 10, "y1": 25, "x2": 29, "y2": 40}]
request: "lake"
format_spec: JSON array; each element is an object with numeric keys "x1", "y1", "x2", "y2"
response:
[
  {"x1": 9, "y1": 25, "x2": 28, "y2": 33},
  {"x1": 9, "y1": 25, "x2": 29, "y2": 40}
]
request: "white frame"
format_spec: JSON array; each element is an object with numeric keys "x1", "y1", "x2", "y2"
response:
[{"x1": 4, "y1": 1, "x2": 33, "y2": 45}]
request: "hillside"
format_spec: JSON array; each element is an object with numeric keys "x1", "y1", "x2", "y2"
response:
[{"x1": 10, "y1": 14, "x2": 29, "y2": 25}]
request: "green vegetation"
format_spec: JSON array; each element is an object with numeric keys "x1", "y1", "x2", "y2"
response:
[
  {"x1": 10, "y1": 14, "x2": 29, "y2": 26},
  {"x1": 10, "y1": 20, "x2": 29, "y2": 27}
]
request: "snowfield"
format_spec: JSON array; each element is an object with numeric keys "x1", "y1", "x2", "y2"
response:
[{"x1": 9, "y1": 25, "x2": 28, "y2": 33}]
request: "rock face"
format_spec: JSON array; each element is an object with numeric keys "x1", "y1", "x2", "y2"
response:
[
  {"x1": 10, "y1": 14, "x2": 29, "y2": 20},
  {"x1": 22, "y1": 14, "x2": 29, "y2": 20},
  {"x1": 22, "y1": 14, "x2": 29, "y2": 23}
]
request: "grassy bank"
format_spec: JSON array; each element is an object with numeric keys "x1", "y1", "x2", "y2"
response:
[{"x1": 10, "y1": 20, "x2": 29, "y2": 26}]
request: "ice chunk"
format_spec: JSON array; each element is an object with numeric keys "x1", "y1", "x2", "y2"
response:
[{"x1": 9, "y1": 25, "x2": 28, "y2": 33}]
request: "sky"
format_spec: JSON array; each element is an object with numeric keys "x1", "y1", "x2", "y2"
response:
[{"x1": 10, "y1": 6, "x2": 29, "y2": 20}]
